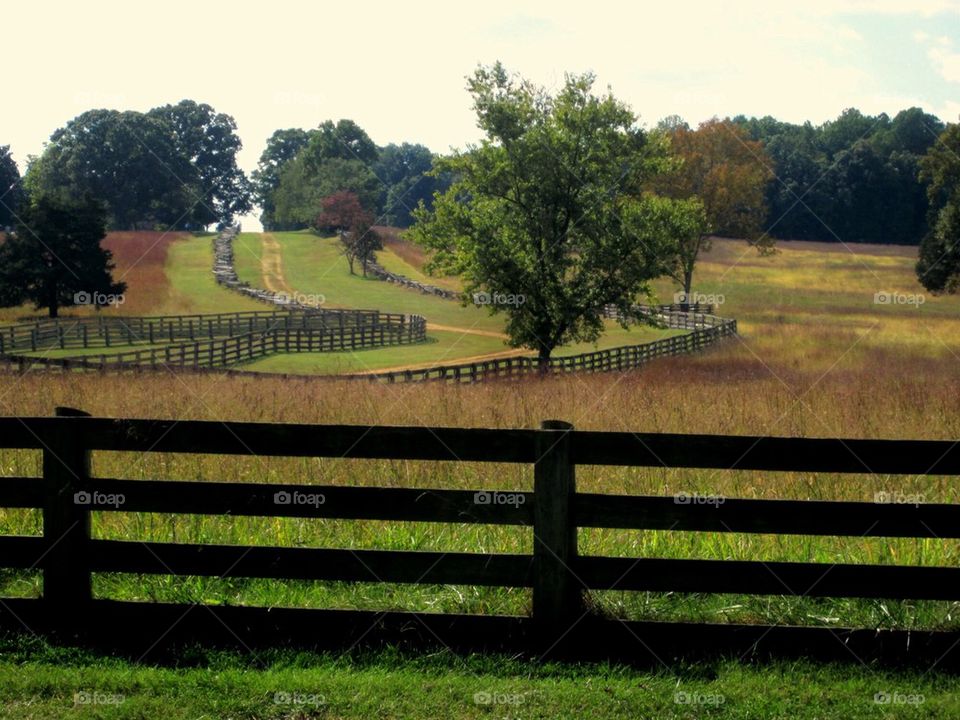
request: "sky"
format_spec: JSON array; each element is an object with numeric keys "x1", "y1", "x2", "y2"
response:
[{"x1": 3, "y1": 0, "x2": 960, "y2": 230}]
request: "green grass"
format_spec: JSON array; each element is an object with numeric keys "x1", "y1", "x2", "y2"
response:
[
  {"x1": 0, "y1": 638, "x2": 957, "y2": 719},
  {"x1": 262, "y1": 232, "x2": 506, "y2": 332},
  {"x1": 242, "y1": 330, "x2": 510, "y2": 374},
  {"x1": 152, "y1": 236, "x2": 267, "y2": 316},
  {"x1": 375, "y1": 243, "x2": 464, "y2": 292}
]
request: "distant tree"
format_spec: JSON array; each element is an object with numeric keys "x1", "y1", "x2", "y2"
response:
[
  {"x1": 916, "y1": 124, "x2": 960, "y2": 292},
  {"x1": 317, "y1": 191, "x2": 381, "y2": 275},
  {"x1": 732, "y1": 108, "x2": 943, "y2": 245},
  {"x1": 409, "y1": 63, "x2": 680, "y2": 367},
  {"x1": 374, "y1": 143, "x2": 449, "y2": 227},
  {"x1": 302, "y1": 119, "x2": 379, "y2": 167},
  {"x1": 25, "y1": 109, "x2": 198, "y2": 230},
  {"x1": 653, "y1": 118, "x2": 773, "y2": 294},
  {"x1": 252, "y1": 128, "x2": 312, "y2": 230},
  {"x1": 272, "y1": 155, "x2": 380, "y2": 229},
  {"x1": 0, "y1": 146, "x2": 23, "y2": 229},
  {"x1": 147, "y1": 100, "x2": 252, "y2": 227},
  {"x1": 819, "y1": 108, "x2": 884, "y2": 157},
  {"x1": 0, "y1": 195, "x2": 125, "y2": 318}
]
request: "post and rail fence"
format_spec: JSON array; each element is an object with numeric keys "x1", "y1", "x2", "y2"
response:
[{"x1": 1, "y1": 410, "x2": 959, "y2": 666}]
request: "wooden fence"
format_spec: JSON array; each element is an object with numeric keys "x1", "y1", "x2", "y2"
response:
[
  {"x1": 1, "y1": 411, "x2": 959, "y2": 666},
  {"x1": 0, "y1": 308, "x2": 415, "y2": 353},
  {"x1": 347, "y1": 313, "x2": 736, "y2": 383},
  {"x1": 0, "y1": 320, "x2": 427, "y2": 373}
]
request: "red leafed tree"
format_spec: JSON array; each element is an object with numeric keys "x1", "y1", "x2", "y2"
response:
[{"x1": 316, "y1": 191, "x2": 381, "y2": 276}]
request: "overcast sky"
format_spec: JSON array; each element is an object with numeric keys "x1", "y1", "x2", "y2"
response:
[{"x1": 4, "y1": 0, "x2": 960, "y2": 230}]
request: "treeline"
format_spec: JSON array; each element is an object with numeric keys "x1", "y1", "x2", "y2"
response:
[
  {"x1": 252, "y1": 120, "x2": 449, "y2": 231},
  {"x1": 731, "y1": 107, "x2": 944, "y2": 245},
  {"x1": 21, "y1": 101, "x2": 252, "y2": 230}
]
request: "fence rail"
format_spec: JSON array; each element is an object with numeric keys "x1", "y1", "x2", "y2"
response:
[
  {"x1": 0, "y1": 411, "x2": 958, "y2": 666},
  {"x1": 347, "y1": 312, "x2": 736, "y2": 383}
]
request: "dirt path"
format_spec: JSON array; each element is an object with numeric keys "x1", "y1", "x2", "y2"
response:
[
  {"x1": 256, "y1": 233, "x2": 518, "y2": 371},
  {"x1": 353, "y1": 347, "x2": 530, "y2": 375},
  {"x1": 261, "y1": 233, "x2": 294, "y2": 295},
  {"x1": 426, "y1": 323, "x2": 508, "y2": 339}
]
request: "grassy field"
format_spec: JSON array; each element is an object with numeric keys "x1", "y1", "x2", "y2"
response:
[
  {"x1": 2, "y1": 236, "x2": 960, "y2": 716},
  {"x1": 0, "y1": 639, "x2": 956, "y2": 719},
  {"x1": 233, "y1": 231, "x2": 685, "y2": 372}
]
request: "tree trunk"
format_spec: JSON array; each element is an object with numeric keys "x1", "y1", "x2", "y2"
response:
[
  {"x1": 537, "y1": 347, "x2": 552, "y2": 376},
  {"x1": 46, "y1": 283, "x2": 59, "y2": 318}
]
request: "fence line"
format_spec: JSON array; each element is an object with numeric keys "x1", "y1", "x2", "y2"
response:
[
  {"x1": 0, "y1": 411, "x2": 957, "y2": 665},
  {"x1": 0, "y1": 228, "x2": 736, "y2": 380}
]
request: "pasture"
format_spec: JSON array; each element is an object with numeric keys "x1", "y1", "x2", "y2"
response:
[{"x1": 2, "y1": 234, "x2": 960, "y2": 717}]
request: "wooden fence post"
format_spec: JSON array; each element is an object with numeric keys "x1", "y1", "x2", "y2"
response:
[
  {"x1": 42, "y1": 407, "x2": 92, "y2": 635},
  {"x1": 533, "y1": 419, "x2": 582, "y2": 641}
]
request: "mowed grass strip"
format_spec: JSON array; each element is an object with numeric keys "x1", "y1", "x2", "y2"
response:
[{"x1": 2, "y1": 639, "x2": 958, "y2": 720}]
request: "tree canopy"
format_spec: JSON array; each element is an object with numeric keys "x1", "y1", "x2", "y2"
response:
[
  {"x1": 0, "y1": 194, "x2": 125, "y2": 317},
  {"x1": 0, "y1": 146, "x2": 23, "y2": 230},
  {"x1": 256, "y1": 121, "x2": 450, "y2": 231},
  {"x1": 652, "y1": 118, "x2": 772, "y2": 293},
  {"x1": 733, "y1": 107, "x2": 943, "y2": 244},
  {"x1": 409, "y1": 63, "x2": 690, "y2": 364},
  {"x1": 916, "y1": 123, "x2": 960, "y2": 293},
  {"x1": 25, "y1": 102, "x2": 251, "y2": 230}
]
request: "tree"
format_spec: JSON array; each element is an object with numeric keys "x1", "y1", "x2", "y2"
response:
[
  {"x1": 317, "y1": 191, "x2": 381, "y2": 275},
  {"x1": 652, "y1": 118, "x2": 773, "y2": 294},
  {"x1": 272, "y1": 155, "x2": 380, "y2": 229},
  {"x1": 409, "y1": 63, "x2": 679, "y2": 367},
  {"x1": 916, "y1": 124, "x2": 960, "y2": 292},
  {"x1": 0, "y1": 195, "x2": 126, "y2": 318},
  {"x1": 147, "y1": 100, "x2": 252, "y2": 227},
  {"x1": 25, "y1": 109, "x2": 199, "y2": 230},
  {"x1": 0, "y1": 146, "x2": 23, "y2": 230},
  {"x1": 252, "y1": 128, "x2": 312, "y2": 230},
  {"x1": 374, "y1": 143, "x2": 449, "y2": 227}
]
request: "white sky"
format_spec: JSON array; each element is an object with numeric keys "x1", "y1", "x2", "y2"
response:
[{"x1": 4, "y1": 0, "x2": 960, "y2": 230}]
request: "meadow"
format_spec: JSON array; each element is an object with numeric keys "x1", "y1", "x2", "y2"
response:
[{"x1": 1, "y1": 233, "x2": 959, "y2": 717}]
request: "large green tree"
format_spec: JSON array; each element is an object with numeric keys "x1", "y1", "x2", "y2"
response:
[
  {"x1": 147, "y1": 100, "x2": 252, "y2": 227},
  {"x1": 916, "y1": 124, "x2": 960, "y2": 292},
  {"x1": 374, "y1": 143, "x2": 449, "y2": 227},
  {"x1": 0, "y1": 195, "x2": 126, "y2": 317},
  {"x1": 409, "y1": 63, "x2": 685, "y2": 366},
  {"x1": 0, "y1": 146, "x2": 23, "y2": 229},
  {"x1": 269, "y1": 119, "x2": 380, "y2": 230},
  {"x1": 252, "y1": 128, "x2": 312, "y2": 230},
  {"x1": 25, "y1": 109, "x2": 198, "y2": 230},
  {"x1": 652, "y1": 118, "x2": 773, "y2": 295}
]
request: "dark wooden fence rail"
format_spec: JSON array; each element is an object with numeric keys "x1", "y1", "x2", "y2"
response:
[
  {"x1": 1, "y1": 412, "x2": 959, "y2": 665},
  {"x1": 0, "y1": 308, "x2": 418, "y2": 353},
  {"x1": 346, "y1": 313, "x2": 736, "y2": 383}
]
